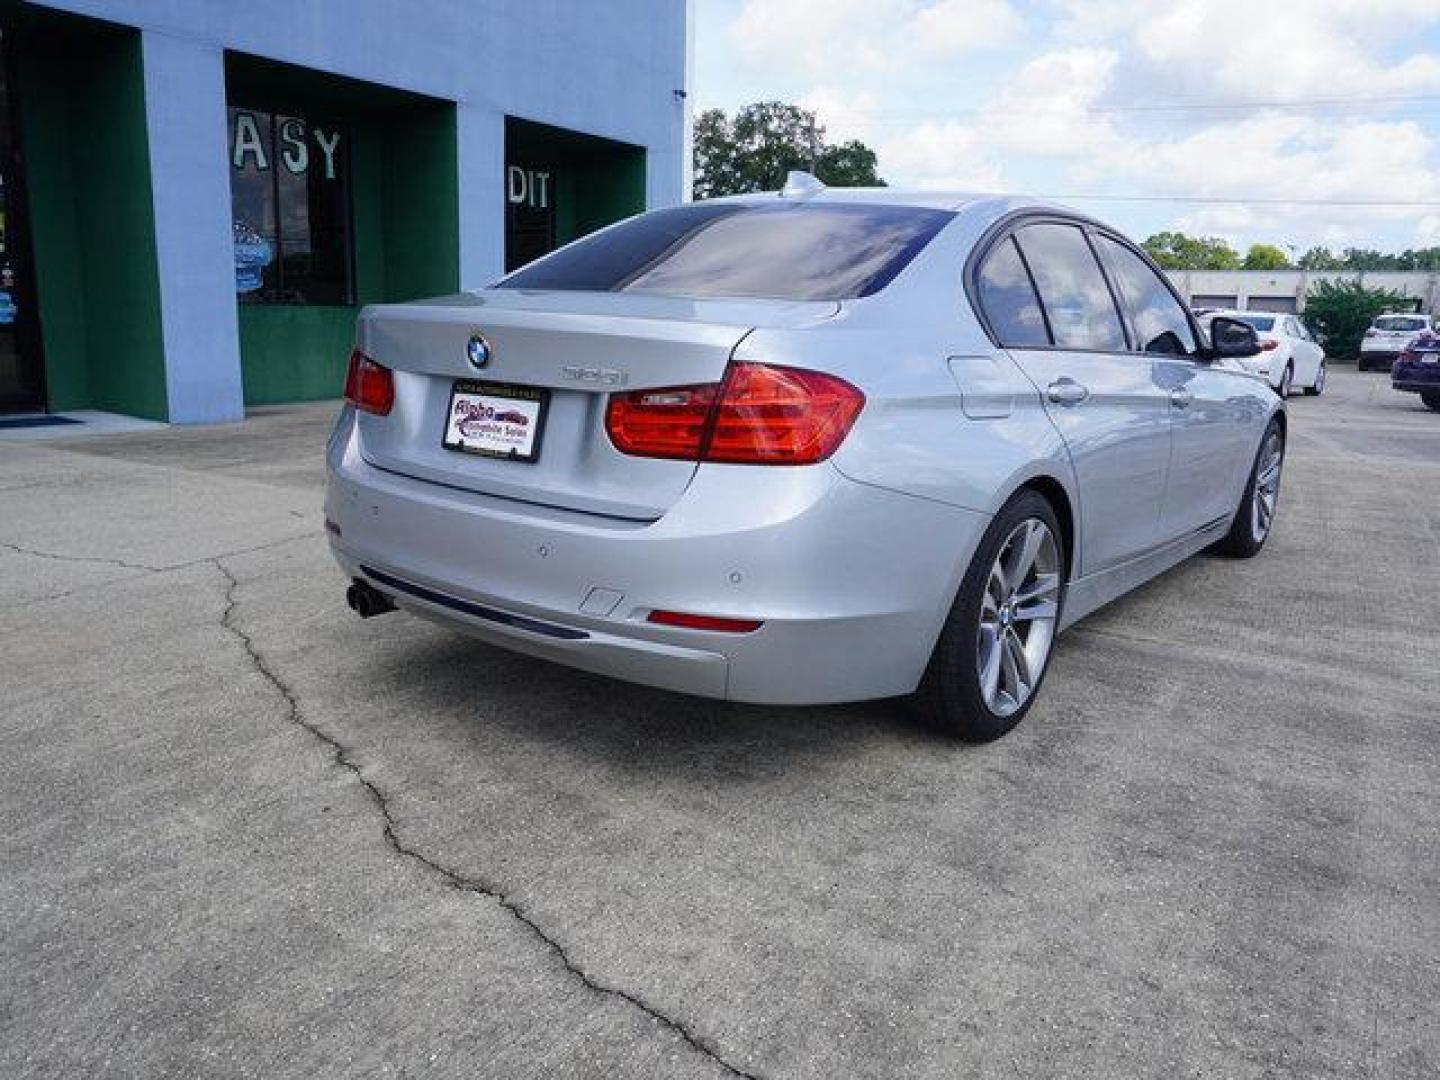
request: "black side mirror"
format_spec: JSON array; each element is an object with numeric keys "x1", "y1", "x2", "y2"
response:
[{"x1": 1207, "y1": 316, "x2": 1261, "y2": 359}]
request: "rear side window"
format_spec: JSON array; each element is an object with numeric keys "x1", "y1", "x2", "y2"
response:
[
  {"x1": 1013, "y1": 224, "x2": 1126, "y2": 351},
  {"x1": 976, "y1": 237, "x2": 1049, "y2": 347},
  {"x1": 1094, "y1": 234, "x2": 1197, "y2": 356},
  {"x1": 498, "y1": 202, "x2": 955, "y2": 301}
]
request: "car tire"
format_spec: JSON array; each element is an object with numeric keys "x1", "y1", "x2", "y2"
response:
[
  {"x1": 1422, "y1": 390, "x2": 1440, "y2": 412},
  {"x1": 1357, "y1": 357, "x2": 1369, "y2": 372},
  {"x1": 1304, "y1": 361, "x2": 1326, "y2": 396},
  {"x1": 1211, "y1": 418, "x2": 1285, "y2": 559},
  {"x1": 1278, "y1": 363, "x2": 1293, "y2": 397},
  {"x1": 912, "y1": 490, "x2": 1066, "y2": 741}
]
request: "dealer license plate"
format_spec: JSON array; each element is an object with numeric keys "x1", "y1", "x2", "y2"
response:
[{"x1": 442, "y1": 380, "x2": 549, "y2": 462}]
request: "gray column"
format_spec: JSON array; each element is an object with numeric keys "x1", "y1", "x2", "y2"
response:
[
  {"x1": 142, "y1": 31, "x2": 244, "y2": 423},
  {"x1": 456, "y1": 104, "x2": 506, "y2": 289}
]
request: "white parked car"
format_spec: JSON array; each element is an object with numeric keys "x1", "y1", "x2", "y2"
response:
[
  {"x1": 1359, "y1": 313, "x2": 1433, "y2": 372},
  {"x1": 1198, "y1": 310, "x2": 1325, "y2": 396}
]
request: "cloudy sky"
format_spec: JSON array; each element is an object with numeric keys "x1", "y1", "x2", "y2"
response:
[{"x1": 694, "y1": 0, "x2": 1440, "y2": 254}]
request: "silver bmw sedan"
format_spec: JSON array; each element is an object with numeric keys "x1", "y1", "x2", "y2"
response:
[{"x1": 325, "y1": 174, "x2": 1281, "y2": 740}]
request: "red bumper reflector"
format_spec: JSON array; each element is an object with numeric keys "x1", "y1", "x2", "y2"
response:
[{"x1": 647, "y1": 610, "x2": 763, "y2": 633}]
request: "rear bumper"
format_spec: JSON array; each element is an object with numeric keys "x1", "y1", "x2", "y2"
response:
[
  {"x1": 324, "y1": 408, "x2": 989, "y2": 704},
  {"x1": 1392, "y1": 363, "x2": 1440, "y2": 393},
  {"x1": 1359, "y1": 349, "x2": 1402, "y2": 369}
]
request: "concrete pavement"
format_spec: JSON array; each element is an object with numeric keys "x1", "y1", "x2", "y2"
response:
[{"x1": 2, "y1": 368, "x2": 1437, "y2": 1078}]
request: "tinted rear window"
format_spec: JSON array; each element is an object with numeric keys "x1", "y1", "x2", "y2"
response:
[
  {"x1": 1376, "y1": 316, "x2": 1427, "y2": 331},
  {"x1": 497, "y1": 202, "x2": 955, "y2": 301},
  {"x1": 1236, "y1": 315, "x2": 1275, "y2": 331},
  {"x1": 976, "y1": 237, "x2": 1049, "y2": 347}
]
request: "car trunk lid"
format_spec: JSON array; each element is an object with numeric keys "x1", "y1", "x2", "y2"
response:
[{"x1": 353, "y1": 290, "x2": 839, "y2": 520}]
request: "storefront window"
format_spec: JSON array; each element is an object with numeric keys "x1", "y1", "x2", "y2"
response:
[{"x1": 228, "y1": 107, "x2": 352, "y2": 305}]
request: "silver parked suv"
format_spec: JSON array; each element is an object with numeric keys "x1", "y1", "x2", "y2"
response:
[{"x1": 326, "y1": 175, "x2": 1281, "y2": 740}]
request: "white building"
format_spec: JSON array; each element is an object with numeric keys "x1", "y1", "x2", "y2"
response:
[{"x1": 1166, "y1": 270, "x2": 1440, "y2": 316}]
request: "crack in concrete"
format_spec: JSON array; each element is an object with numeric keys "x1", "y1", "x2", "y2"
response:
[
  {"x1": 0, "y1": 535, "x2": 319, "y2": 610},
  {"x1": 213, "y1": 559, "x2": 761, "y2": 1080},
  {"x1": 1, "y1": 540, "x2": 161, "y2": 573}
]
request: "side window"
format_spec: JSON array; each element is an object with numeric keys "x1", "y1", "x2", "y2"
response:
[
  {"x1": 976, "y1": 236, "x2": 1050, "y2": 347},
  {"x1": 1013, "y1": 223, "x2": 1126, "y2": 351},
  {"x1": 1094, "y1": 234, "x2": 1198, "y2": 356}
]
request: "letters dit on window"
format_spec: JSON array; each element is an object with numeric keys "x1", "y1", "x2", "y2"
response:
[{"x1": 228, "y1": 108, "x2": 352, "y2": 305}]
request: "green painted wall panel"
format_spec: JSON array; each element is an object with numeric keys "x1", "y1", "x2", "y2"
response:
[
  {"x1": 238, "y1": 306, "x2": 355, "y2": 405},
  {"x1": 380, "y1": 104, "x2": 459, "y2": 302},
  {"x1": 15, "y1": 15, "x2": 167, "y2": 418}
]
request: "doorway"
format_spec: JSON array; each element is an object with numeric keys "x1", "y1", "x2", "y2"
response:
[{"x1": 0, "y1": 28, "x2": 45, "y2": 413}]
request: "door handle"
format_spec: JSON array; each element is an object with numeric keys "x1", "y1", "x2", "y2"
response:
[
  {"x1": 1046, "y1": 379, "x2": 1090, "y2": 406},
  {"x1": 1170, "y1": 387, "x2": 1193, "y2": 409}
]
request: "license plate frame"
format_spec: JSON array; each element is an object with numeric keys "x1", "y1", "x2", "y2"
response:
[
  {"x1": 442, "y1": 379, "x2": 550, "y2": 463},
  {"x1": 1420, "y1": 353, "x2": 1439, "y2": 365}
]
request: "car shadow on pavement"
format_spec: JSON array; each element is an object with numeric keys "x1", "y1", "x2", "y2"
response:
[{"x1": 362, "y1": 630, "x2": 965, "y2": 781}]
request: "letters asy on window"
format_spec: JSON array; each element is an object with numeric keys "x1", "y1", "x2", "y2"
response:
[{"x1": 228, "y1": 107, "x2": 352, "y2": 305}]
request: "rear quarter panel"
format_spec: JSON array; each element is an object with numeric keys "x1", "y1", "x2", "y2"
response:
[{"x1": 734, "y1": 204, "x2": 1079, "y2": 555}]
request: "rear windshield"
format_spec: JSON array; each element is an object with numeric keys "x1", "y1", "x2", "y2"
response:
[
  {"x1": 1375, "y1": 316, "x2": 1428, "y2": 331},
  {"x1": 497, "y1": 202, "x2": 955, "y2": 301},
  {"x1": 1235, "y1": 315, "x2": 1275, "y2": 331}
]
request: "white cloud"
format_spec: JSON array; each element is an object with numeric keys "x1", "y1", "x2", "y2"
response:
[
  {"x1": 876, "y1": 120, "x2": 1005, "y2": 190},
  {"x1": 1059, "y1": 0, "x2": 1440, "y2": 99},
  {"x1": 731, "y1": 0, "x2": 896, "y2": 75},
  {"x1": 908, "y1": 0, "x2": 1024, "y2": 54},
  {"x1": 798, "y1": 85, "x2": 880, "y2": 145},
  {"x1": 983, "y1": 47, "x2": 1121, "y2": 157},
  {"x1": 1092, "y1": 115, "x2": 1440, "y2": 248},
  {"x1": 707, "y1": 0, "x2": 1440, "y2": 247},
  {"x1": 730, "y1": 0, "x2": 1024, "y2": 75}
]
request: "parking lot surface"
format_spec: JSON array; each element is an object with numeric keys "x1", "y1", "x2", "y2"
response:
[{"x1": 3, "y1": 369, "x2": 1438, "y2": 1079}]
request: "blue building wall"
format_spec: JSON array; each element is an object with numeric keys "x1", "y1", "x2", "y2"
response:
[{"x1": 28, "y1": 0, "x2": 692, "y2": 422}]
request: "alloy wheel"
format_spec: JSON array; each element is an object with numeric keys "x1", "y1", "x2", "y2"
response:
[
  {"x1": 1250, "y1": 431, "x2": 1284, "y2": 542},
  {"x1": 1279, "y1": 366, "x2": 1293, "y2": 397},
  {"x1": 977, "y1": 518, "x2": 1060, "y2": 717}
]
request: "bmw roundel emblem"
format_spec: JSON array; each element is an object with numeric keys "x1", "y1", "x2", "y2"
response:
[{"x1": 466, "y1": 333, "x2": 492, "y2": 370}]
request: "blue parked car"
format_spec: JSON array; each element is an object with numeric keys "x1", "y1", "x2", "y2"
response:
[{"x1": 1393, "y1": 332, "x2": 1440, "y2": 412}]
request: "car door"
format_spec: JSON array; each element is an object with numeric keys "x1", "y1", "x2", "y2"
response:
[
  {"x1": 987, "y1": 221, "x2": 1172, "y2": 576},
  {"x1": 1287, "y1": 316, "x2": 1323, "y2": 383},
  {"x1": 1092, "y1": 232, "x2": 1252, "y2": 538}
]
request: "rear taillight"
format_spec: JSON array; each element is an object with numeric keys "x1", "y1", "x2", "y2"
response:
[
  {"x1": 606, "y1": 362, "x2": 864, "y2": 465},
  {"x1": 343, "y1": 348, "x2": 394, "y2": 416},
  {"x1": 1258, "y1": 339, "x2": 1279, "y2": 351}
]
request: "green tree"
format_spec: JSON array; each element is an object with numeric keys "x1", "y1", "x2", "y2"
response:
[
  {"x1": 815, "y1": 140, "x2": 883, "y2": 188},
  {"x1": 1303, "y1": 278, "x2": 1406, "y2": 361},
  {"x1": 1242, "y1": 243, "x2": 1291, "y2": 270},
  {"x1": 1141, "y1": 231, "x2": 1242, "y2": 270},
  {"x1": 693, "y1": 102, "x2": 884, "y2": 199},
  {"x1": 1340, "y1": 248, "x2": 1403, "y2": 272},
  {"x1": 1297, "y1": 246, "x2": 1344, "y2": 271}
]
